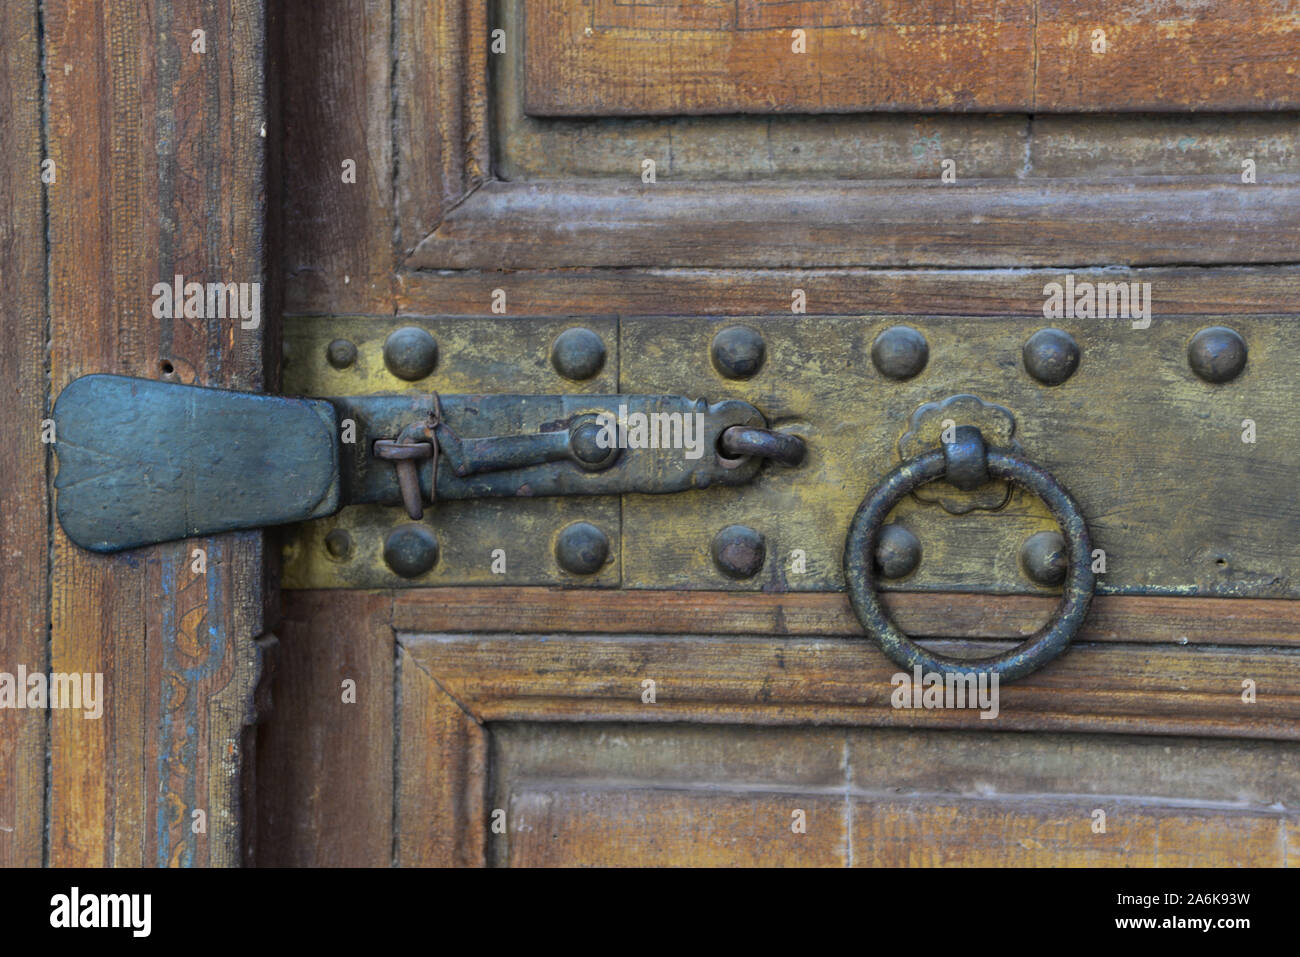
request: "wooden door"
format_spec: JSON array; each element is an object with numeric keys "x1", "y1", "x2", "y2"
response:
[
  {"x1": 2, "y1": 0, "x2": 269, "y2": 867},
  {"x1": 249, "y1": 0, "x2": 1300, "y2": 868},
  {"x1": 7, "y1": 2, "x2": 1298, "y2": 869}
]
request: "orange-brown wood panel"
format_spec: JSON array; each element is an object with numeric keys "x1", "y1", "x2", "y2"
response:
[
  {"x1": 525, "y1": 0, "x2": 1037, "y2": 115},
  {"x1": 1037, "y1": 1, "x2": 1300, "y2": 112},
  {"x1": 254, "y1": 591, "x2": 395, "y2": 866},
  {"x1": 44, "y1": 0, "x2": 268, "y2": 867},
  {"x1": 852, "y1": 801, "x2": 1293, "y2": 867},
  {"x1": 524, "y1": 0, "x2": 1300, "y2": 115},
  {"x1": 0, "y1": 0, "x2": 49, "y2": 869},
  {"x1": 503, "y1": 789, "x2": 846, "y2": 867}
]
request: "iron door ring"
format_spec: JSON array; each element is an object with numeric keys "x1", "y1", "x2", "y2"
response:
[{"x1": 843, "y1": 427, "x2": 1094, "y2": 682}]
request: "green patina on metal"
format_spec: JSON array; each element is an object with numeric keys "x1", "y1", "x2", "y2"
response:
[
  {"x1": 53, "y1": 374, "x2": 340, "y2": 553},
  {"x1": 52, "y1": 374, "x2": 795, "y2": 556}
]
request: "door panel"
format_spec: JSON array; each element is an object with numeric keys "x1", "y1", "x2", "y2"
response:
[{"x1": 253, "y1": 0, "x2": 1300, "y2": 869}]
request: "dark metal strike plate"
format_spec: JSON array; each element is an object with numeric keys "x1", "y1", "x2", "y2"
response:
[{"x1": 51, "y1": 374, "x2": 775, "y2": 554}]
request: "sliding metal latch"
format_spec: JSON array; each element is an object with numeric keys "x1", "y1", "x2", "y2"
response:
[{"x1": 50, "y1": 374, "x2": 805, "y2": 553}]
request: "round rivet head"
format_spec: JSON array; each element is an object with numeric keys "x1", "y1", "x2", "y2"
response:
[
  {"x1": 383, "y1": 524, "x2": 439, "y2": 578},
  {"x1": 383, "y1": 326, "x2": 438, "y2": 381},
  {"x1": 555, "y1": 522, "x2": 609, "y2": 575},
  {"x1": 1023, "y1": 328, "x2": 1080, "y2": 386},
  {"x1": 1020, "y1": 530, "x2": 1067, "y2": 587},
  {"x1": 711, "y1": 524, "x2": 766, "y2": 579},
  {"x1": 1188, "y1": 326, "x2": 1247, "y2": 383},
  {"x1": 324, "y1": 528, "x2": 353, "y2": 561},
  {"x1": 326, "y1": 338, "x2": 358, "y2": 370},
  {"x1": 871, "y1": 326, "x2": 929, "y2": 381},
  {"x1": 710, "y1": 326, "x2": 766, "y2": 379},
  {"x1": 550, "y1": 328, "x2": 606, "y2": 381},
  {"x1": 875, "y1": 524, "x2": 921, "y2": 579},
  {"x1": 569, "y1": 421, "x2": 620, "y2": 470}
]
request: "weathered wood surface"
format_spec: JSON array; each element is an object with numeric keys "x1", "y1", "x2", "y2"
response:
[
  {"x1": 254, "y1": 591, "x2": 394, "y2": 866},
  {"x1": 398, "y1": 266, "x2": 1300, "y2": 319},
  {"x1": 394, "y1": 0, "x2": 488, "y2": 256},
  {"x1": 487, "y1": 722, "x2": 1300, "y2": 866},
  {"x1": 496, "y1": 788, "x2": 1293, "y2": 866},
  {"x1": 407, "y1": 178, "x2": 1300, "y2": 270},
  {"x1": 397, "y1": 635, "x2": 489, "y2": 867},
  {"x1": 525, "y1": 0, "x2": 1300, "y2": 116},
  {"x1": 278, "y1": 0, "x2": 395, "y2": 315},
  {"x1": 0, "y1": 0, "x2": 49, "y2": 869},
  {"x1": 45, "y1": 0, "x2": 268, "y2": 867},
  {"x1": 400, "y1": 631, "x2": 1300, "y2": 739},
  {"x1": 392, "y1": 589, "x2": 1300, "y2": 647},
  {"x1": 501, "y1": 23, "x2": 1300, "y2": 187}
]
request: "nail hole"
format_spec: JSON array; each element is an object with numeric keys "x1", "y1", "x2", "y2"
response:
[
  {"x1": 159, "y1": 359, "x2": 175, "y2": 376},
  {"x1": 1215, "y1": 558, "x2": 1228, "y2": 568}
]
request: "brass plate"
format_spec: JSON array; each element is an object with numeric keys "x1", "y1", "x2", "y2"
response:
[
  {"x1": 281, "y1": 316, "x2": 620, "y2": 588},
  {"x1": 621, "y1": 315, "x2": 1298, "y2": 597},
  {"x1": 282, "y1": 315, "x2": 1299, "y2": 597}
]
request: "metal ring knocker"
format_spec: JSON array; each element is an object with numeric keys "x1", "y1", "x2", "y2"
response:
[{"x1": 843, "y1": 426, "x2": 1094, "y2": 682}]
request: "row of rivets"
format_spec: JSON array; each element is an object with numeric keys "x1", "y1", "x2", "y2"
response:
[
  {"x1": 707, "y1": 324, "x2": 1249, "y2": 385},
  {"x1": 869, "y1": 524, "x2": 1067, "y2": 587},
  {"x1": 327, "y1": 324, "x2": 1248, "y2": 387},
  {"x1": 324, "y1": 326, "x2": 611, "y2": 382},
  {"x1": 321, "y1": 521, "x2": 613, "y2": 579}
]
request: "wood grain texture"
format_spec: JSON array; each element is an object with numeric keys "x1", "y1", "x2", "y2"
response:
[
  {"x1": 394, "y1": 0, "x2": 488, "y2": 257},
  {"x1": 0, "y1": 0, "x2": 49, "y2": 868},
  {"x1": 391, "y1": 589, "x2": 1300, "y2": 646},
  {"x1": 401, "y1": 632, "x2": 1300, "y2": 739},
  {"x1": 278, "y1": 0, "x2": 395, "y2": 315},
  {"x1": 526, "y1": 0, "x2": 1034, "y2": 116},
  {"x1": 396, "y1": 637, "x2": 489, "y2": 866},
  {"x1": 852, "y1": 800, "x2": 1292, "y2": 866},
  {"x1": 397, "y1": 266, "x2": 1300, "y2": 319},
  {"x1": 1036, "y1": 0, "x2": 1300, "y2": 112},
  {"x1": 504, "y1": 789, "x2": 846, "y2": 867},
  {"x1": 45, "y1": 0, "x2": 267, "y2": 867},
  {"x1": 524, "y1": 0, "x2": 1300, "y2": 115},
  {"x1": 253, "y1": 591, "x2": 394, "y2": 866},
  {"x1": 487, "y1": 725, "x2": 1300, "y2": 866},
  {"x1": 406, "y1": 178, "x2": 1300, "y2": 270}
]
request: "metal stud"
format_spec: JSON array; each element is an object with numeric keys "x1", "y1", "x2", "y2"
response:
[
  {"x1": 875, "y1": 523, "x2": 921, "y2": 579},
  {"x1": 871, "y1": 326, "x2": 929, "y2": 381},
  {"x1": 550, "y1": 327, "x2": 607, "y2": 381},
  {"x1": 324, "y1": 528, "x2": 353, "y2": 561},
  {"x1": 569, "y1": 421, "x2": 620, "y2": 470},
  {"x1": 1023, "y1": 328, "x2": 1080, "y2": 386},
  {"x1": 1188, "y1": 326, "x2": 1247, "y2": 383},
  {"x1": 383, "y1": 524, "x2": 439, "y2": 578},
  {"x1": 1020, "y1": 530, "x2": 1067, "y2": 586},
  {"x1": 555, "y1": 521, "x2": 610, "y2": 575},
  {"x1": 326, "y1": 338, "x2": 358, "y2": 370},
  {"x1": 383, "y1": 326, "x2": 438, "y2": 381},
  {"x1": 710, "y1": 326, "x2": 766, "y2": 380},
  {"x1": 711, "y1": 524, "x2": 766, "y2": 579}
]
